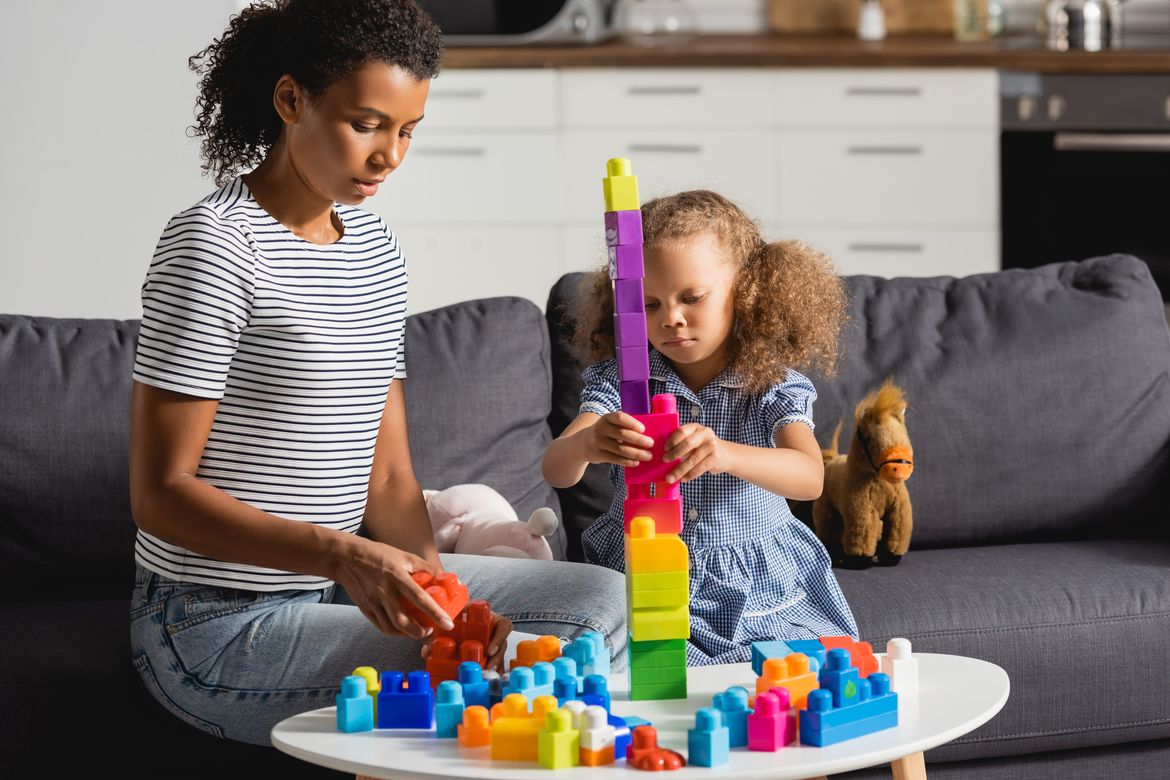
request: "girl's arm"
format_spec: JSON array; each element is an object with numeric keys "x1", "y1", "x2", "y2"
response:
[
  {"x1": 542, "y1": 412, "x2": 603, "y2": 488},
  {"x1": 542, "y1": 411, "x2": 654, "y2": 488}
]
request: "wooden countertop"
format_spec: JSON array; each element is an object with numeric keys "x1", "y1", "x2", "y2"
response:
[{"x1": 441, "y1": 34, "x2": 1170, "y2": 74}]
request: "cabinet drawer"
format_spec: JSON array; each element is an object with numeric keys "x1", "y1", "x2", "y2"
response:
[
  {"x1": 372, "y1": 132, "x2": 562, "y2": 223},
  {"x1": 562, "y1": 69, "x2": 774, "y2": 127},
  {"x1": 564, "y1": 130, "x2": 774, "y2": 221},
  {"x1": 394, "y1": 226, "x2": 563, "y2": 315},
  {"x1": 767, "y1": 224, "x2": 1000, "y2": 279},
  {"x1": 419, "y1": 69, "x2": 558, "y2": 129},
  {"x1": 776, "y1": 130, "x2": 998, "y2": 227},
  {"x1": 773, "y1": 69, "x2": 998, "y2": 128}
]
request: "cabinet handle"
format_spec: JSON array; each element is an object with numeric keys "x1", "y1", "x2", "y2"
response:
[
  {"x1": 626, "y1": 85, "x2": 701, "y2": 96},
  {"x1": 1054, "y1": 133, "x2": 1170, "y2": 153},
  {"x1": 845, "y1": 86, "x2": 922, "y2": 97},
  {"x1": 847, "y1": 145, "x2": 923, "y2": 156},
  {"x1": 627, "y1": 144, "x2": 703, "y2": 154},
  {"x1": 413, "y1": 147, "x2": 486, "y2": 157},
  {"x1": 429, "y1": 88, "x2": 486, "y2": 100},
  {"x1": 848, "y1": 243, "x2": 925, "y2": 253}
]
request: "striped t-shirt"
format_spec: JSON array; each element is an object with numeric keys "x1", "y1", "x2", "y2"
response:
[{"x1": 132, "y1": 175, "x2": 408, "y2": 591}]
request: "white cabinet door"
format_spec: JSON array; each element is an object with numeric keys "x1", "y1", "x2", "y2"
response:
[
  {"x1": 768, "y1": 223, "x2": 1000, "y2": 278},
  {"x1": 564, "y1": 130, "x2": 775, "y2": 222},
  {"x1": 563, "y1": 224, "x2": 612, "y2": 276},
  {"x1": 776, "y1": 130, "x2": 998, "y2": 227},
  {"x1": 773, "y1": 69, "x2": 999, "y2": 129},
  {"x1": 421, "y1": 69, "x2": 559, "y2": 129},
  {"x1": 394, "y1": 225, "x2": 563, "y2": 315},
  {"x1": 369, "y1": 132, "x2": 563, "y2": 224},
  {"x1": 562, "y1": 69, "x2": 774, "y2": 128}
]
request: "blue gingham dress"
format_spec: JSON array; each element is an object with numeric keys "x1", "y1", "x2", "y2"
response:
[{"x1": 579, "y1": 348, "x2": 859, "y2": 665}]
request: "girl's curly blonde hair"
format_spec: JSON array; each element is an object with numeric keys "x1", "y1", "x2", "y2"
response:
[{"x1": 568, "y1": 190, "x2": 848, "y2": 396}]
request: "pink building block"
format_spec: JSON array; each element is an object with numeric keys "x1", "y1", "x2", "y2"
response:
[
  {"x1": 625, "y1": 394, "x2": 681, "y2": 485},
  {"x1": 614, "y1": 313, "x2": 647, "y2": 348},
  {"x1": 608, "y1": 244, "x2": 644, "y2": 280},
  {"x1": 747, "y1": 688, "x2": 795, "y2": 751},
  {"x1": 605, "y1": 210, "x2": 643, "y2": 247},
  {"x1": 614, "y1": 277, "x2": 645, "y2": 315},
  {"x1": 617, "y1": 346, "x2": 650, "y2": 382},
  {"x1": 623, "y1": 495, "x2": 682, "y2": 534}
]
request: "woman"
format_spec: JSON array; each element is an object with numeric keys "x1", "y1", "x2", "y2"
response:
[{"x1": 129, "y1": 0, "x2": 626, "y2": 746}]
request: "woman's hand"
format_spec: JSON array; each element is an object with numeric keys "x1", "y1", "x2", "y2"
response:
[
  {"x1": 333, "y1": 536, "x2": 455, "y2": 640},
  {"x1": 663, "y1": 424, "x2": 733, "y2": 483},
  {"x1": 420, "y1": 611, "x2": 514, "y2": 673},
  {"x1": 580, "y1": 411, "x2": 655, "y2": 467}
]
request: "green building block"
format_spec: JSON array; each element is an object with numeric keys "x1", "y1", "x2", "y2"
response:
[
  {"x1": 538, "y1": 709, "x2": 580, "y2": 769},
  {"x1": 629, "y1": 603, "x2": 689, "y2": 642},
  {"x1": 630, "y1": 679, "x2": 688, "y2": 701}
]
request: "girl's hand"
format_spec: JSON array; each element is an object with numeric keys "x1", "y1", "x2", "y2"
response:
[
  {"x1": 663, "y1": 424, "x2": 733, "y2": 483},
  {"x1": 420, "y1": 611, "x2": 514, "y2": 673},
  {"x1": 581, "y1": 411, "x2": 655, "y2": 468},
  {"x1": 333, "y1": 537, "x2": 455, "y2": 640}
]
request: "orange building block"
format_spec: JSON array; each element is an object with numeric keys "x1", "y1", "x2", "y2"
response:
[
  {"x1": 458, "y1": 705, "x2": 491, "y2": 747},
  {"x1": 820, "y1": 636, "x2": 879, "y2": 677},
  {"x1": 756, "y1": 654, "x2": 819, "y2": 709},
  {"x1": 580, "y1": 745, "x2": 616, "y2": 766},
  {"x1": 403, "y1": 571, "x2": 469, "y2": 630}
]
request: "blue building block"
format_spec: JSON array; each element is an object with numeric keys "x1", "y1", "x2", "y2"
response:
[
  {"x1": 712, "y1": 686, "x2": 752, "y2": 748},
  {"x1": 609, "y1": 713, "x2": 630, "y2": 760},
  {"x1": 376, "y1": 670, "x2": 434, "y2": 729},
  {"x1": 582, "y1": 674, "x2": 611, "y2": 711},
  {"x1": 504, "y1": 666, "x2": 535, "y2": 700},
  {"x1": 785, "y1": 639, "x2": 828, "y2": 669},
  {"x1": 583, "y1": 631, "x2": 610, "y2": 678},
  {"x1": 563, "y1": 637, "x2": 596, "y2": 681},
  {"x1": 800, "y1": 673, "x2": 898, "y2": 747},
  {"x1": 553, "y1": 656, "x2": 580, "y2": 695},
  {"x1": 435, "y1": 680, "x2": 465, "y2": 738},
  {"x1": 624, "y1": 715, "x2": 652, "y2": 731},
  {"x1": 819, "y1": 648, "x2": 861, "y2": 709},
  {"x1": 531, "y1": 661, "x2": 556, "y2": 699},
  {"x1": 688, "y1": 707, "x2": 729, "y2": 767},
  {"x1": 751, "y1": 641, "x2": 793, "y2": 677},
  {"x1": 457, "y1": 661, "x2": 490, "y2": 709},
  {"x1": 554, "y1": 677, "x2": 578, "y2": 705},
  {"x1": 336, "y1": 676, "x2": 374, "y2": 733}
]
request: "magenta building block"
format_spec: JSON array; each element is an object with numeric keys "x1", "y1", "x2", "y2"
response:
[
  {"x1": 620, "y1": 381, "x2": 651, "y2": 415},
  {"x1": 625, "y1": 394, "x2": 681, "y2": 485},
  {"x1": 747, "y1": 688, "x2": 796, "y2": 752},
  {"x1": 608, "y1": 244, "x2": 644, "y2": 280},
  {"x1": 614, "y1": 313, "x2": 647, "y2": 348},
  {"x1": 617, "y1": 346, "x2": 650, "y2": 382},
  {"x1": 604, "y1": 210, "x2": 643, "y2": 247},
  {"x1": 614, "y1": 277, "x2": 645, "y2": 315}
]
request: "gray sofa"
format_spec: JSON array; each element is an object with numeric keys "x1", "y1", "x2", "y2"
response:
[{"x1": 2, "y1": 254, "x2": 1168, "y2": 777}]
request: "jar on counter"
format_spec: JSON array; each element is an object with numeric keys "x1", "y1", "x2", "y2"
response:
[{"x1": 954, "y1": 0, "x2": 990, "y2": 42}]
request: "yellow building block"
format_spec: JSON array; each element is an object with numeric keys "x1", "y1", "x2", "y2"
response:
[
  {"x1": 628, "y1": 569, "x2": 689, "y2": 610},
  {"x1": 603, "y1": 157, "x2": 640, "y2": 212},
  {"x1": 490, "y1": 693, "x2": 551, "y2": 761},
  {"x1": 755, "y1": 653, "x2": 818, "y2": 709},
  {"x1": 352, "y1": 666, "x2": 380, "y2": 720},
  {"x1": 538, "y1": 708, "x2": 581, "y2": 769},
  {"x1": 625, "y1": 517, "x2": 689, "y2": 575}
]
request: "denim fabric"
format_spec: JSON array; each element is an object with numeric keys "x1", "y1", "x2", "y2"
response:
[{"x1": 129, "y1": 553, "x2": 627, "y2": 745}]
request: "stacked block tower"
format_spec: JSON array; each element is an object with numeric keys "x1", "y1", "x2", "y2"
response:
[{"x1": 602, "y1": 157, "x2": 689, "y2": 701}]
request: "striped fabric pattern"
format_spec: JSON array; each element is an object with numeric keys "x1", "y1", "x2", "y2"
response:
[{"x1": 132, "y1": 176, "x2": 407, "y2": 591}]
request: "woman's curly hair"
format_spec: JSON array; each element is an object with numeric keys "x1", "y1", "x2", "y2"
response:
[
  {"x1": 187, "y1": 0, "x2": 443, "y2": 186},
  {"x1": 568, "y1": 190, "x2": 849, "y2": 395}
]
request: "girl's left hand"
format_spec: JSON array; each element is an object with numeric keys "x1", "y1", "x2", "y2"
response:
[
  {"x1": 663, "y1": 424, "x2": 733, "y2": 483},
  {"x1": 420, "y1": 611, "x2": 514, "y2": 673}
]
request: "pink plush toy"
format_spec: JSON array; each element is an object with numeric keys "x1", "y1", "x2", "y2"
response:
[{"x1": 422, "y1": 483, "x2": 559, "y2": 560}]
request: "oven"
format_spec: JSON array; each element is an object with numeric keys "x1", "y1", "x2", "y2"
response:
[{"x1": 1000, "y1": 72, "x2": 1170, "y2": 298}]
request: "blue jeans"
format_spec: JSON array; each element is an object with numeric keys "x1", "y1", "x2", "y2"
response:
[{"x1": 129, "y1": 554, "x2": 627, "y2": 745}]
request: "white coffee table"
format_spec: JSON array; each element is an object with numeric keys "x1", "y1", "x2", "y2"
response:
[{"x1": 272, "y1": 652, "x2": 1009, "y2": 780}]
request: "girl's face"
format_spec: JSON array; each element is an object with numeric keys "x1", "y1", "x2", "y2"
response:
[
  {"x1": 284, "y1": 61, "x2": 430, "y2": 205},
  {"x1": 642, "y1": 231, "x2": 738, "y2": 370}
]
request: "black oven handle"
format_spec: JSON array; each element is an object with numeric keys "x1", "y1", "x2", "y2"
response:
[{"x1": 1054, "y1": 133, "x2": 1170, "y2": 153}]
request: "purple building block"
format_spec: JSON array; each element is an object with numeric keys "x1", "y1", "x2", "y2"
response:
[
  {"x1": 620, "y1": 381, "x2": 651, "y2": 414},
  {"x1": 617, "y1": 346, "x2": 650, "y2": 382},
  {"x1": 614, "y1": 313, "x2": 647, "y2": 348},
  {"x1": 614, "y1": 277, "x2": 645, "y2": 314},
  {"x1": 604, "y1": 210, "x2": 643, "y2": 247},
  {"x1": 608, "y1": 244, "x2": 644, "y2": 281}
]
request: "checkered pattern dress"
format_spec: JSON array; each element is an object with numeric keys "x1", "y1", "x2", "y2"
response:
[{"x1": 579, "y1": 348, "x2": 859, "y2": 665}]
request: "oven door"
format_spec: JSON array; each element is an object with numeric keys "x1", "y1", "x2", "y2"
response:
[{"x1": 1001, "y1": 129, "x2": 1170, "y2": 299}]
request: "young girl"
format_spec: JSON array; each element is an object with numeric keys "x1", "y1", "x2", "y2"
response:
[
  {"x1": 128, "y1": 0, "x2": 625, "y2": 747},
  {"x1": 543, "y1": 190, "x2": 859, "y2": 665}
]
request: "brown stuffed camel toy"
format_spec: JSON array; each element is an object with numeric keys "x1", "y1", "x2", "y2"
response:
[{"x1": 813, "y1": 380, "x2": 914, "y2": 570}]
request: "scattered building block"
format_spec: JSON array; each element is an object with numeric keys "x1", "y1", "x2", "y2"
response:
[
  {"x1": 457, "y1": 661, "x2": 490, "y2": 710},
  {"x1": 821, "y1": 635, "x2": 879, "y2": 677},
  {"x1": 799, "y1": 673, "x2": 898, "y2": 747},
  {"x1": 351, "y1": 666, "x2": 380, "y2": 721},
  {"x1": 582, "y1": 674, "x2": 611, "y2": 711},
  {"x1": 785, "y1": 639, "x2": 828, "y2": 669},
  {"x1": 747, "y1": 688, "x2": 796, "y2": 751},
  {"x1": 435, "y1": 680, "x2": 465, "y2": 738},
  {"x1": 881, "y1": 637, "x2": 919, "y2": 699},
  {"x1": 402, "y1": 571, "x2": 468, "y2": 630},
  {"x1": 756, "y1": 653, "x2": 819, "y2": 709},
  {"x1": 627, "y1": 725, "x2": 686, "y2": 770},
  {"x1": 436, "y1": 599, "x2": 493, "y2": 652},
  {"x1": 713, "y1": 686, "x2": 752, "y2": 747},
  {"x1": 376, "y1": 670, "x2": 434, "y2": 729},
  {"x1": 580, "y1": 704, "x2": 616, "y2": 765},
  {"x1": 819, "y1": 648, "x2": 861, "y2": 709},
  {"x1": 538, "y1": 708, "x2": 581, "y2": 769},
  {"x1": 457, "y1": 705, "x2": 491, "y2": 747},
  {"x1": 336, "y1": 675, "x2": 374, "y2": 733},
  {"x1": 687, "y1": 707, "x2": 730, "y2": 767},
  {"x1": 751, "y1": 640, "x2": 793, "y2": 677},
  {"x1": 427, "y1": 636, "x2": 485, "y2": 687}
]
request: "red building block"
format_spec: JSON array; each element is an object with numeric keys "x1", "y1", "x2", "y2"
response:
[
  {"x1": 402, "y1": 571, "x2": 469, "y2": 630},
  {"x1": 626, "y1": 725, "x2": 686, "y2": 771},
  {"x1": 427, "y1": 637, "x2": 486, "y2": 687},
  {"x1": 820, "y1": 636, "x2": 879, "y2": 678},
  {"x1": 436, "y1": 599, "x2": 493, "y2": 651}
]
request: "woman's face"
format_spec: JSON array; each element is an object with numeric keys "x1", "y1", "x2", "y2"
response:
[{"x1": 285, "y1": 61, "x2": 430, "y2": 205}]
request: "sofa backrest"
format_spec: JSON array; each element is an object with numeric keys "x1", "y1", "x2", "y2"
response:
[
  {"x1": 547, "y1": 254, "x2": 1170, "y2": 552},
  {"x1": 0, "y1": 296, "x2": 562, "y2": 602}
]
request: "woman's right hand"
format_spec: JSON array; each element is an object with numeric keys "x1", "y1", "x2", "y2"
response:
[
  {"x1": 580, "y1": 411, "x2": 656, "y2": 468},
  {"x1": 333, "y1": 537, "x2": 455, "y2": 640}
]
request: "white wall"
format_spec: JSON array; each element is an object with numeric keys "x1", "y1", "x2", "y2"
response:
[{"x1": 0, "y1": 1, "x2": 239, "y2": 319}]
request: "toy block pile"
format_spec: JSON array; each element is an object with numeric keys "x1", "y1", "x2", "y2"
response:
[{"x1": 602, "y1": 157, "x2": 690, "y2": 703}]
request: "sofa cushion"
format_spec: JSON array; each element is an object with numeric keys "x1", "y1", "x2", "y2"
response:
[
  {"x1": 837, "y1": 539, "x2": 1170, "y2": 762},
  {"x1": 547, "y1": 255, "x2": 1170, "y2": 552}
]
